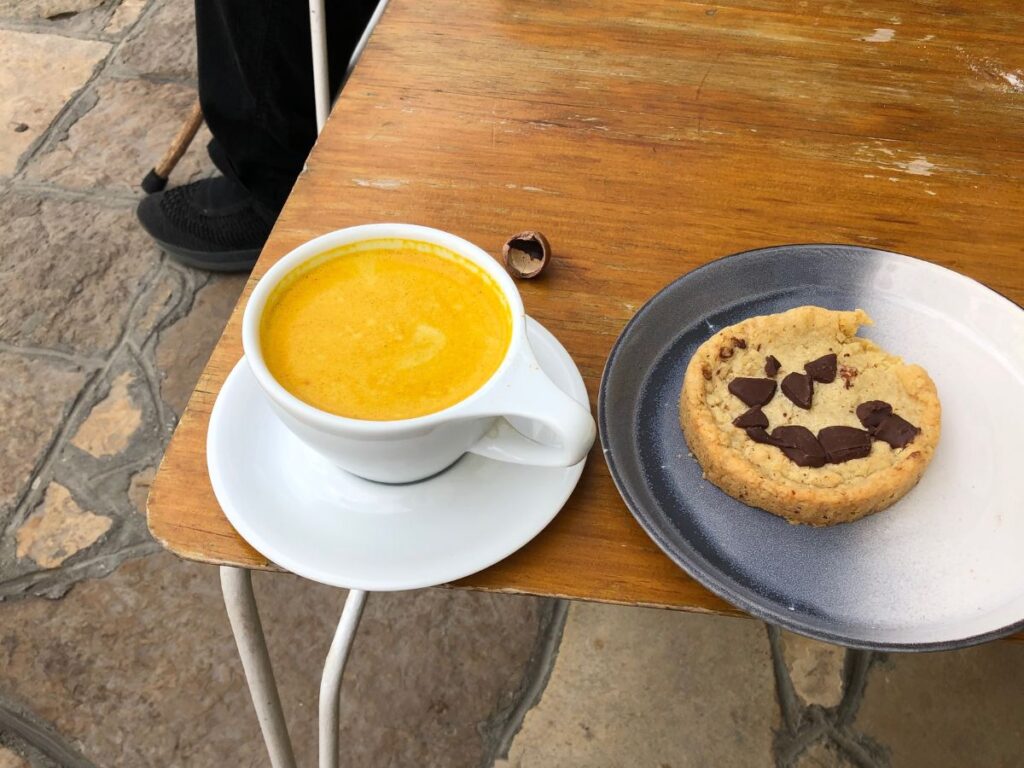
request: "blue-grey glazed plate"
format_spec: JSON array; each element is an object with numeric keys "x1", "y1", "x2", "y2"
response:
[{"x1": 598, "y1": 245, "x2": 1024, "y2": 651}]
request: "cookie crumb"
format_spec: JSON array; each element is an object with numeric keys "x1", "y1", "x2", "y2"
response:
[{"x1": 839, "y1": 364, "x2": 858, "y2": 389}]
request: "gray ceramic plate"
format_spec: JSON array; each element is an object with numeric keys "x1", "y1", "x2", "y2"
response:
[{"x1": 598, "y1": 245, "x2": 1024, "y2": 650}]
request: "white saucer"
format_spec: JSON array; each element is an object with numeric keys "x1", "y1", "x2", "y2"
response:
[{"x1": 207, "y1": 317, "x2": 589, "y2": 591}]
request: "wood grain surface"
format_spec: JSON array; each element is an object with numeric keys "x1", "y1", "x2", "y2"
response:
[{"x1": 148, "y1": 0, "x2": 1024, "y2": 629}]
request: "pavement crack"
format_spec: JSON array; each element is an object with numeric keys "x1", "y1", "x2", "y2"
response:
[
  {"x1": 126, "y1": 339, "x2": 168, "y2": 435},
  {"x1": 0, "y1": 342, "x2": 102, "y2": 369},
  {"x1": 0, "y1": 541, "x2": 160, "y2": 601},
  {"x1": 1, "y1": 365, "x2": 105, "y2": 541},
  {"x1": 0, "y1": 695, "x2": 100, "y2": 768},
  {"x1": 12, "y1": 180, "x2": 140, "y2": 206},
  {"x1": 479, "y1": 598, "x2": 569, "y2": 766},
  {"x1": 2, "y1": 253, "x2": 166, "y2": 566},
  {"x1": 87, "y1": 454, "x2": 157, "y2": 485}
]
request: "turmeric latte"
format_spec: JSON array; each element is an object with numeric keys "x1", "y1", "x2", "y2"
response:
[{"x1": 260, "y1": 239, "x2": 511, "y2": 420}]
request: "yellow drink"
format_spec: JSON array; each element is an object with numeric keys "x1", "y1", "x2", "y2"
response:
[{"x1": 260, "y1": 239, "x2": 511, "y2": 420}]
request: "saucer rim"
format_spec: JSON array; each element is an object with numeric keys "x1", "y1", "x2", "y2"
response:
[{"x1": 207, "y1": 316, "x2": 589, "y2": 591}]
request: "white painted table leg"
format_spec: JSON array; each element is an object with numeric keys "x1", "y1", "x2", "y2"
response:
[
  {"x1": 221, "y1": 566, "x2": 297, "y2": 768},
  {"x1": 307, "y1": 0, "x2": 391, "y2": 134},
  {"x1": 319, "y1": 589, "x2": 369, "y2": 768},
  {"x1": 307, "y1": 0, "x2": 329, "y2": 132},
  {"x1": 344, "y1": 0, "x2": 391, "y2": 83}
]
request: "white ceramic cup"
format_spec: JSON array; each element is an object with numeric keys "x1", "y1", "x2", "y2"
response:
[{"x1": 242, "y1": 223, "x2": 596, "y2": 483}]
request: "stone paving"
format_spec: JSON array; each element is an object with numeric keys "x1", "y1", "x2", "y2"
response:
[
  {"x1": 1, "y1": 1, "x2": 1023, "y2": 767},
  {"x1": 497, "y1": 607, "x2": 1024, "y2": 768},
  {"x1": 0, "y1": 2, "x2": 551, "y2": 766}
]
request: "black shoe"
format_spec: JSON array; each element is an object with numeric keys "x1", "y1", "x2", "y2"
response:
[{"x1": 136, "y1": 176, "x2": 275, "y2": 272}]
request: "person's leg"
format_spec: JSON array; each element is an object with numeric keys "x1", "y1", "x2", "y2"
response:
[
  {"x1": 138, "y1": 0, "x2": 379, "y2": 272},
  {"x1": 197, "y1": 0, "x2": 317, "y2": 216}
]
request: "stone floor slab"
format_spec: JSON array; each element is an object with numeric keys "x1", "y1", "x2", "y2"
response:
[
  {"x1": 780, "y1": 631, "x2": 846, "y2": 709},
  {"x1": 113, "y1": 0, "x2": 195, "y2": 81},
  {"x1": 497, "y1": 604, "x2": 778, "y2": 768},
  {"x1": 0, "y1": 352, "x2": 87, "y2": 531},
  {"x1": 104, "y1": 0, "x2": 147, "y2": 35},
  {"x1": 0, "y1": 0, "x2": 127, "y2": 37},
  {"x1": 127, "y1": 466, "x2": 156, "y2": 516},
  {"x1": 0, "y1": 30, "x2": 109, "y2": 175},
  {"x1": 155, "y1": 273, "x2": 246, "y2": 415},
  {"x1": 0, "y1": 553, "x2": 548, "y2": 767},
  {"x1": 0, "y1": 191, "x2": 161, "y2": 356},
  {"x1": 14, "y1": 483, "x2": 111, "y2": 569},
  {"x1": 856, "y1": 642, "x2": 1024, "y2": 768},
  {"x1": 0, "y1": 0, "x2": 102, "y2": 19},
  {"x1": 26, "y1": 78, "x2": 212, "y2": 195},
  {"x1": 69, "y1": 371, "x2": 142, "y2": 458},
  {"x1": 0, "y1": 743, "x2": 28, "y2": 768}
]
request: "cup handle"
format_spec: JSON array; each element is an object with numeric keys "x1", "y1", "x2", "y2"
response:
[{"x1": 463, "y1": 346, "x2": 596, "y2": 467}]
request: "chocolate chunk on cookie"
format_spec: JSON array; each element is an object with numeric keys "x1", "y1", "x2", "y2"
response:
[
  {"x1": 745, "y1": 427, "x2": 777, "y2": 444},
  {"x1": 871, "y1": 414, "x2": 920, "y2": 449},
  {"x1": 818, "y1": 426, "x2": 872, "y2": 463},
  {"x1": 733, "y1": 407, "x2": 769, "y2": 428},
  {"x1": 770, "y1": 425, "x2": 827, "y2": 468},
  {"x1": 781, "y1": 372, "x2": 813, "y2": 409},
  {"x1": 804, "y1": 353, "x2": 838, "y2": 383},
  {"x1": 728, "y1": 377, "x2": 777, "y2": 407},
  {"x1": 856, "y1": 400, "x2": 893, "y2": 430}
]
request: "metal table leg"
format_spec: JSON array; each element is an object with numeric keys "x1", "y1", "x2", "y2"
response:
[
  {"x1": 221, "y1": 566, "x2": 297, "y2": 768},
  {"x1": 221, "y1": 566, "x2": 370, "y2": 768},
  {"x1": 319, "y1": 589, "x2": 368, "y2": 768},
  {"x1": 307, "y1": 0, "x2": 391, "y2": 132},
  {"x1": 222, "y1": 6, "x2": 385, "y2": 764}
]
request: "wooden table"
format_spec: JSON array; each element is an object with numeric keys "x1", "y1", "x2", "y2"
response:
[
  {"x1": 148, "y1": 1, "x2": 1023, "y2": 763},
  {"x1": 151, "y1": 0, "x2": 1023, "y2": 612}
]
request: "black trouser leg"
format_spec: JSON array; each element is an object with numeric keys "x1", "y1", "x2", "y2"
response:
[{"x1": 194, "y1": 0, "x2": 379, "y2": 215}]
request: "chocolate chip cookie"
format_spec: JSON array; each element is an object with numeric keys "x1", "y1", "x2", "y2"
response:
[{"x1": 679, "y1": 306, "x2": 941, "y2": 526}]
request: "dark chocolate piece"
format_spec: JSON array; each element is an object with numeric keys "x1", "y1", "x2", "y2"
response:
[
  {"x1": 727, "y1": 377, "x2": 777, "y2": 407},
  {"x1": 818, "y1": 426, "x2": 872, "y2": 463},
  {"x1": 871, "y1": 414, "x2": 920, "y2": 449},
  {"x1": 734, "y1": 337, "x2": 747, "y2": 349},
  {"x1": 770, "y1": 425, "x2": 826, "y2": 468},
  {"x1": 719, "y1": 346, "x2": 734, "y2": 360},
  {"x1": 745, "y1": 427, "x2": 777, "y2": 445},
  {"x1": 856, "y1": 400, "x2": 893, "y2": 430},
  {"x1": 764, "y1": 355, "x2": 781, "y2": 377},
  {"x1": 781, "y1": 372, "x2": 813, "y2": 409},
  {"x1": 732, "y1": 407, "x2": 769, "y2": 429},
  {"x1": 804, "y1": 353, "x2": 838, "y2": 383}
]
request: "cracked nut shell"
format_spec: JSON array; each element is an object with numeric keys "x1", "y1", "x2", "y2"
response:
[{"x1": 502, "y1": 231, "x2": 551, "y2": 279}]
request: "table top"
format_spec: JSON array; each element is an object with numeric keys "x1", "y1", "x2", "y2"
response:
[{"x1": 148, "y1": 0, "x2": 1024, "y2": 626}]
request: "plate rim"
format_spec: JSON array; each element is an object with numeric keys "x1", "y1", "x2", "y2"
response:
[
  {"x1": 208, "y1": 316, "x2": 588, "y2": 592},
  {"x1": 598, "y1": 243, "x2": 1024, "y2": 651}
]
